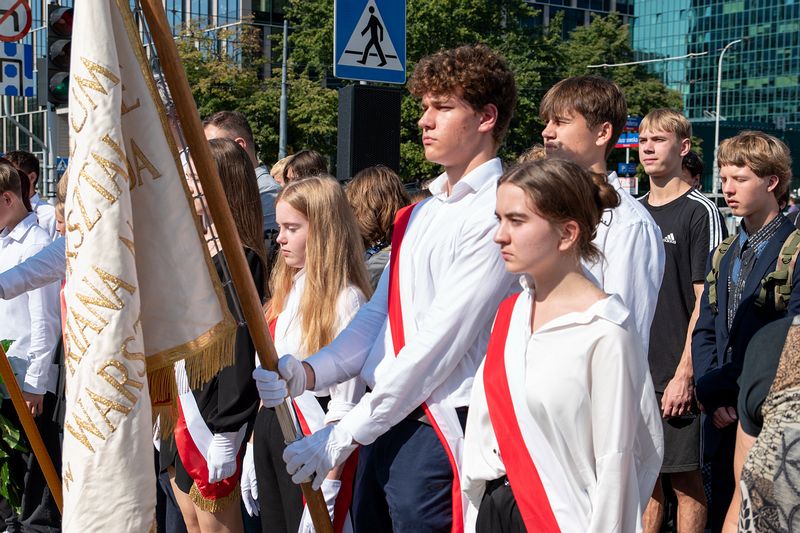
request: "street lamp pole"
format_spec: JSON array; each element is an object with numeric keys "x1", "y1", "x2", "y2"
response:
[{"x1": 712, "y1": 39, "x2": 743, "y2": 197}]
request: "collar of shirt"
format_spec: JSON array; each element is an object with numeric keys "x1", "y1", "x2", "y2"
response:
[
  {"x1": 30, "y1": 193, "x2": 44, "y2": 208},
  {"x1": 517, "y1": 275, "x2": 630, "y2": 333},
  {"x1": 0, "y1": 212, "x2": 39, "y2": 244},
  {"x1": 606, "y1": 171, "x2": 623, "y2": 192},
  {"x1": 738, "y1": 212, "x2": 786, "y2": 257},
  {"x1": 427, "y1": 158, "x2": 503, "y2": 203}
]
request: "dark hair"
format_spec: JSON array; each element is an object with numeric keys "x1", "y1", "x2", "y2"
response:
[
  {"x1": 499, "y1": 159, "x2": 619, "y2": 263},
  {"x1": 540, "y1": 76, "x2": 627, "y2": 157},
  {"x1": 284, "y1": 150, "x2": 327, "y2": 184},
  {"x1": 682, "y1": 151, "x2": 704, "y2": 178},
  {"x1": 5, "y1": 150, "x2": 40, "y2": 187},
  {"x1": 0, "y1": 162, "x2": 31, "y2": 212},
  {"x1": 346, "y1": 165, "x2": 411, "y2": 248},
  {"x1": 203, "y1": 111, "x2": 256, "y2": 149},
  {"x1": 408, "y1": 44, "x2": 517, "y2": 143},
  {"x1": 208, "y1": 138, "x2": 269, "y2": 295}
]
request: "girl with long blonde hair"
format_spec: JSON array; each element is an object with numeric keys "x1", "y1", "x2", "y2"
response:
[{"x1": 244, "y1": 175, "x2": 371, "y2": 533}]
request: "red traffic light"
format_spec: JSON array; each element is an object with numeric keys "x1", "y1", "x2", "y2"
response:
[{"x1": 48, "y1": 7, "x2": 73, "y2": 38}]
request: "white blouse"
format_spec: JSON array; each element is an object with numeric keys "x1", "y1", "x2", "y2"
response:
[
  {"x1": 271, "y1": 270, "x2": 367, "y2": 424},
  {"x1": 462, "y1": 278, "x2": 663, "y2": 533}
]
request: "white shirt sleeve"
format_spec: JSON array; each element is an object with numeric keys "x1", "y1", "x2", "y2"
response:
[
  {"x1": 587, "y1": 326, "x2": 653, "y2": 533},
  {"x1": 335, "y1": 217, "x2": 511, "y2": 445},
  {"x1": 600, "y1": 220, "x2": 664, "y2": 355},
  {"x1": 20, "y1": 245, "x2": 61, "y2": 395},
  {"x1": 323, "y1": 286, "x2": 369, "y2": 425},
  {"x1": 0, "y1": 237, "x2": 66, "y2": 300},
  {"x1": 308, "y1": 268, "x2": 391, "y2": 388}
]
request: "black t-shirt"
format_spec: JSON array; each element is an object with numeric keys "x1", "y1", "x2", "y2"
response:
[
  {"x1": 641, "y1": 189, "x2": 727, "y2": 392},
  {"x1": 738, "y1": 316, "x2": 794, "y2": 437}
]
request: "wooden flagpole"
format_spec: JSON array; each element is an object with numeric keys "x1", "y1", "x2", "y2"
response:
[
  {"x1": 137, "y1": 2, "x2": 334, "y2": 531},
  {"x1": 0, "y1": 345, "x2": 62, "y2": 513}
]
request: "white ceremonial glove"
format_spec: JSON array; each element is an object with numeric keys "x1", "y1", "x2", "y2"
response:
[
  {"x1": 278, "y1": 354, "x2": 307, "y2": 398},
  {"x1": 298, "y1": 478, "x2": 345, "y2": 533},
  {"x1": 252, "y1": 366, "x2": 287, "y2": 408},
  {"x1": 252, "y1": 355, "x2": 307, "y2": 408},
  {"x1": 241, "y1": 443, "x2": 259, "y2": 517},
  {"x1": 284, "y1": 424, "x2": 357, "y2": 490},
  {"x1": 206, "y1": 432, "x2": 239, "y2": 484}
]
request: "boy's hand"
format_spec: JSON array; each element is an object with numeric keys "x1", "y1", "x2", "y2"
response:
[{"x1": 23, "y1": 392, "x2": 44, "y2": 417}]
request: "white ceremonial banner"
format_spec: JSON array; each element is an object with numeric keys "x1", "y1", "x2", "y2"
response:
[{"x1": 62, "y1": 0, "x2": 236, "y2": 530}]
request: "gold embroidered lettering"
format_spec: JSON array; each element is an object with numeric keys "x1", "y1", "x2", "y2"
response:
[
  {"x1": 72, "y1": 185, "x2": 101, "y2": 233},
  {"x1": 78, "y1": 159, "x2": 120, "y2": 203},
  {"x1": 73, "y1": 57, "x2": 120, "y2": 108},
  {"x1": 86, "y1": 388, "x2": 131, "y2": 432},
  {"x1": 120, "y1": 84, "x2": 141, "y2": 115},
  {"x1": 130, "y1": 139, "x2": 162, "y2": 185},
  {"x1": 64, "y1": 398, "x2": 105, "y2": 452},
  {"x1": 64, "y1": 463, "x2": 73, "y2": 491},
  {"x1": 100, "y1": 134, "x2": 134, "y2": 190},
  {"x1": 97, "y1": 358, "x2": 143, "y2": 403},
  {"x1": 121, "y1": 337, "x2": 146, "y2": 378}
]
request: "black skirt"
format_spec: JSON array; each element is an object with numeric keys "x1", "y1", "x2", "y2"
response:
[{"x1": 476, "y1": 477, "x2": 526, "y2": 533}]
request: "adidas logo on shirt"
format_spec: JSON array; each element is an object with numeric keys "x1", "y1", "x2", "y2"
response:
[{"x1": 663, "y1": 233, "x2": 677, "y2": 245}]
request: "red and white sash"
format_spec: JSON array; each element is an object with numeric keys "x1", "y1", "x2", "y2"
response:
[
  {"x1": 387, "y1": 203, "x2": 467, "y2": 533},
  {"x1": 483, "y1": 293, "x2": 587, "y2": 532},
  {"x1": 173, "y1": 361, "x2": 247, "y2": 507},
  {"x1": 267, "y1": 318, "x2": 357, "y2": 533}
]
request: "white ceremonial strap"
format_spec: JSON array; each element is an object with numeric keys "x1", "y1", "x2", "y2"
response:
[{"x1": 175, "y1": 361, "x2": 246, "y2": 458}]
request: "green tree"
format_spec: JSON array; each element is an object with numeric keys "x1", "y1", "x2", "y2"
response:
[
  {"x1": 285, "y1": 0, "x2": 563, "y2": 181},
  {"x1": 558, "y1": 13, "x2": 683, "y2": 186},
  {"x1": 175, "y1": 18, "x2": 340, "y2": 166}
]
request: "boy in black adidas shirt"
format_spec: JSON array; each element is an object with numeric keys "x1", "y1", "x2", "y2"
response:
[
  {"x1": 692, "y1": 131, "x2": 799, "y2": 532},
  {"x1": 639, "y1": 109, "x2": 726, "y2": 533}
]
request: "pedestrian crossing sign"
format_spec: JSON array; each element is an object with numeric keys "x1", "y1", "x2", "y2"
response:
[{"x1": 334, "y1": 0, "x2": 406, "y2": 84}]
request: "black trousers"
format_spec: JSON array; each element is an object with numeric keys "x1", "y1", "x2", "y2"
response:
[
  {"x1": 708, "y1": 426, "x2": 736, "y2": 533},
  {"x1": 253, "y1": 406, "x2": 302, "y2": 533},
  {"x1": 0, "y1": 393, "x2": 61, "y2": 533},
  {"x1": 475, "y1": 478, "x2": 525, "y2": 533}
]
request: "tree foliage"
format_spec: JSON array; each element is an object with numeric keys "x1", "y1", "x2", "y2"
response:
[{"x1": 176, "y1": 5, "x2": 684, "y2": 182}]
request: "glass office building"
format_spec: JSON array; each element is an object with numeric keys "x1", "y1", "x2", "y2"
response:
[
  {"x1": 528, "y1": 0, "x2": 634, "y2": 36},
  {"x1": 633, "y1": 1, "x2": 800, "y2": 130},
  {"x1": 632, "y1": 1, "x2": 800, "y2": 185}
]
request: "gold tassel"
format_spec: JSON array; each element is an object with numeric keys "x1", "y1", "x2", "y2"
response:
[
  {"x1": 145, "y1": 323, "x2": 237, "y2": 436},
  {"x1": 189, "y1": 483, "x2": 241, "y2": 513},
  {"x1": 183, "y1": 331, "x2": 236, "y2": 390}
]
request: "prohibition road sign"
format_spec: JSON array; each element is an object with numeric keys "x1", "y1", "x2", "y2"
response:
[{"x1": 0, "y1": 0, "x2": 31, "y2": 43}]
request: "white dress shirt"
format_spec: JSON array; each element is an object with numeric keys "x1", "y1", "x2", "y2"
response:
[
  {"x1": 585, "y1": 172, "x2": 665, "y2": 355},
  {"x1": 271, "y1": 270, "x2": 367, "y2": 424},
  {"x1": 0, "y1": 212, "x2": 61, "y2": 394},
  {"x1": 462, "y1": 279, "x2": 663, "y2": 532},
  {"x1": 306, "y1": 158, "x2": 517, "y2": 445},
  {"x1": 30, "y1": 193, "x2": 58, "y2": 240},
  {"x1": 0, "y1": 236, "x2": 65, "y2": 300}
]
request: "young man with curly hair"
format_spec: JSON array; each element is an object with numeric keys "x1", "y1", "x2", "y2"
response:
[{"x1": 253, "y1": 44, "x2": 518, "y2": 531}]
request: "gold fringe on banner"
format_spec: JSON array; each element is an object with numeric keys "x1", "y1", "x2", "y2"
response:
[
  {"x1": 189, "y1": 483, "x2": 241, "y2": 513},
  {"x1": 146, "y1": 324, "x2": 236, "y2": 435}
]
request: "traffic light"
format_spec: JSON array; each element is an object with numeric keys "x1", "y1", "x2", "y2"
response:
[{"x1": 46, "y1": 5, "x2": 73, "y2": 106}]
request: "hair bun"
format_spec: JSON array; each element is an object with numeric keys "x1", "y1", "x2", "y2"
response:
[{"x1": 590, "y1": 172, "x2": 620, "y2": 211}]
